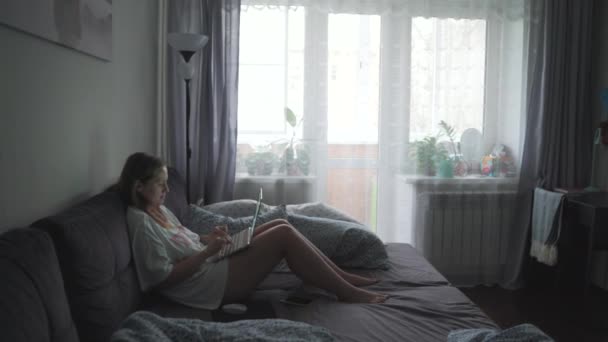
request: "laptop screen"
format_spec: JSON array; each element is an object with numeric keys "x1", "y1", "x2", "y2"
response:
[{"x1": 249, "y1": 188, "x2": 263, "y2": 234}]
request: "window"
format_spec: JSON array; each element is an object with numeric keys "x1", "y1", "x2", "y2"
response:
[
  {"x1": 327, "y1": 14, "x2": 381, "y2": 144},
  {"x1": 409, "y1": 17, "x2": 486, "y2": 142},
  {"x1": 237, "y1": 6, "x2": 304, "y2": 146},
  {"x1": 237, "y1": 4, "x2": 523, "y2": 175}
]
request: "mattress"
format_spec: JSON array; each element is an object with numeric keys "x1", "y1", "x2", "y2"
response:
[{"x1": 255, "y1": 243, "x2": 498, "y2": 342}]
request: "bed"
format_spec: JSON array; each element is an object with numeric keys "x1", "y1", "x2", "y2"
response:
[
  {"x1": 239, "y1": 243, "x2": 498, "y2": 341},
  {"x1": 164, "y1": 198, "x2": 498, "y2": 341}
]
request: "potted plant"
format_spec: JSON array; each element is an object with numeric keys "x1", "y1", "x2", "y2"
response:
[
  {"x1": 244, "y1": 146, "x2": 277, "y2": 176},
  {"x1": 438, "y1": 120, "x2": 468, "y2": 177},
  {"x1": 410, "y1": 136, "x2": 448, "y2": 176},
  {"x1": 278, "y1": 107, "x2": 311, "y2": 176}
]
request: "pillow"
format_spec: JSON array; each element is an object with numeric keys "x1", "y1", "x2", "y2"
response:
[
  {"x1": 202, "y1": 200, "x2": 360, "y2": 226},
  {"x1": 287, "y1": 214, "x2": 388, "y2": 269},
  {"x1": 286, "y1": 202, "x2": 361, "y2": 224},
  {"x1": 186, "y1": 204, "x2": 287, "y2": 236},
  {"x1": 201, "y1": 199, "x2": 273, "y2": 218}
]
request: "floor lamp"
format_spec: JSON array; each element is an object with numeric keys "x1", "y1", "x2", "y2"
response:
[{"x1": 168, "y1": 33, "x2": 208, "y2": 203}]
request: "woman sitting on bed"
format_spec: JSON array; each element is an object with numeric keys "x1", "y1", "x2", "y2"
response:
[{"x1": 118, "y1": 152, "x2": 387, "y2": 310}]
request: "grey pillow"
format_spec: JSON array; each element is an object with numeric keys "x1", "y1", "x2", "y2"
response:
[
  {"x1": 186, "y1": 204, "x2": 287, "y2": 236},
  {"x1": 286, "y1": 202, "x2": 361, "y2": 224},
  {"x1": 202, "y1": 200, "x2": 360, "y2": 225},
  {"x1": 287, "y1": 214, "x2": 388, "y2": 269},
  {"x1": 201, "y1": 199, "x2": 273, "y2": 218}
]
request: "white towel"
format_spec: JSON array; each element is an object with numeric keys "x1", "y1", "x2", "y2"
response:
[{"x1": 530, "y1": 188, "x2": 565, "y2": 266}]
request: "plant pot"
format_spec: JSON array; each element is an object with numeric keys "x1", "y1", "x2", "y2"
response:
[
  {"x1": 437, "y1": 159, "x2": 454, "y2": 178},
  {"x1": 245, "y1": 152, "x2": 276, "y2": 176},
  {"x1": 280, "y1": 144, "x2": 310, "y2": 176}
]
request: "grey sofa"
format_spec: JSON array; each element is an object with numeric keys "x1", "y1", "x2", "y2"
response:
[{"x1": 0, "y1": 168, "x2": 212, "y2": 342}]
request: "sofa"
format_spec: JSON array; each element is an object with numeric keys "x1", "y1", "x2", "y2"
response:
[
  {"x1": 0, "y1": 168, "x2": 212, "y2": 342},
  {"x1": 0, "y1": 167, "x2": 498, "y2": 342}
]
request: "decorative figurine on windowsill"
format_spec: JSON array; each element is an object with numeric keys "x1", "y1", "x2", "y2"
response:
[{"x1": 481, "y1": 144, "x2": 516, "y2": 177}]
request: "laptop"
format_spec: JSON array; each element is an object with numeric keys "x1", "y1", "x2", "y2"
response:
[{"x1": 210, "y1": 188, "x2": 263, "y2": 262}]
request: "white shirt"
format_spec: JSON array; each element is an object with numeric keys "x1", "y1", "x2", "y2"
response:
[{"x1": 127, "y1": 205, "x2": 229, "y2": 310}]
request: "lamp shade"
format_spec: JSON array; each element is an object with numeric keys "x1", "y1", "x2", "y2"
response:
[{"x1": 168, "y1": 33, "x2": 208, "y2": 62}]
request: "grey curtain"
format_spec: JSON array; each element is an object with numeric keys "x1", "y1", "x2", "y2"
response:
[
  {"x1": 167, "y1": 0, "x2": 240, "y2": 204},
  {"x1": 502, "y1": 0, "x2": 594, "y2": 288}
]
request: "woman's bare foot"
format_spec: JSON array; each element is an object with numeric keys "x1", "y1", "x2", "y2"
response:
[
  {"x1": 339, "y1": 288, "x2": 388, "y2": 304},
  {"x1": 343, "y1": 273, "x2": 379, "y2": 287}
]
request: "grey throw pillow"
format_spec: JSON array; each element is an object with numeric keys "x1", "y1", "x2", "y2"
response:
[
  {"x1": 286, "y1": 202, "x2": 361, "y2": 224},
  {"x1": 186, "y1": 204, "x2": 287, "y2": 236},
  {"x1": 201, "y1": 199, "x2": 273, "y2": 218},
  {"x1": 287, "y1": 214, "x2": 388, "y2": 269}
]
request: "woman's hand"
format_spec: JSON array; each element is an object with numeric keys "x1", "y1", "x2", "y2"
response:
[
  {"x1": 203, "y1": 225, "x2": 232, "y2": 256},
  {"x1": 200, "y1": 225, "x2": 232, "y2": 245},
  {"x1": 199, "y1": 234, "x2": 211, "y2": 244},
  {"x1": 205, "y1": 235, "x2": 229, "y2": 255}
]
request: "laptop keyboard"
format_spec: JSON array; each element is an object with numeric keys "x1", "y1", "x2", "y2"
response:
[{"x1": 218, "y1": 229, "x2": 250, "y2": 258}]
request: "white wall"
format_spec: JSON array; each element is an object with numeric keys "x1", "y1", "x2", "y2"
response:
[
  {"x1": 0, "y1": 1, "x2": 158, "y2": 232},
  {"x1": 593, "y1": 0, "x2": 608, "y2": 190}
]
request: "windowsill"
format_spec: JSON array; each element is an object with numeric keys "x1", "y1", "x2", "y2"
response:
[
  {"x1": 397, "y1": 174, "x2": 519, "y2": 185},
  {"x1": 235, "y1": 174, "x2": 316, "y2": 181}
]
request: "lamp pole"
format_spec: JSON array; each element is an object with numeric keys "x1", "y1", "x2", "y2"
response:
[
  {"x1": 167, "y1": 33, "x2": 208, "y2": 203},
  {"x1": 185, "y1": 78, "x2": 192, "y2": 203}
]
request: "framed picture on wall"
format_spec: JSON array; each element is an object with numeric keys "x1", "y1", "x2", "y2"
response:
[{"x1": 0, "y1": 0, "x2": 112, "y2": 61}]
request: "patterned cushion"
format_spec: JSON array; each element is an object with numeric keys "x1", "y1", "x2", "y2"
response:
[
  {"x1": 287, "y1": 214, "x2": 388, "y2": 269},
  {"x1": 186, "y1": 204, "x2": 288, "y2": 236}
]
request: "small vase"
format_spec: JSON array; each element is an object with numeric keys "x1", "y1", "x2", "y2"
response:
[{"x1": 453, "y1": 160, "x2": 468, "y2": 177}]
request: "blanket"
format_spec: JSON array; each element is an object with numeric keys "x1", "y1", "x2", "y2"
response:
[
  {"x1": 111, "y1": 311, "x2": 335, "y2": 342},
  {"x1": 447, "y1": 323, "x2": 553, "y2": 342}
]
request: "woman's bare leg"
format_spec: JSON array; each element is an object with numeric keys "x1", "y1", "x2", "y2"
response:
[
  {"x1": 253, "y1": 219, "x2": 378, "y2": 286},
  {"x1": 223, "y1": 224, "x2": 387, "y2": 304}
]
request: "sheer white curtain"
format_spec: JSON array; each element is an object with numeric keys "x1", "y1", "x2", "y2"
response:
[{"x1": 237, "y1": 0, "x2": 528, "y2": 286}]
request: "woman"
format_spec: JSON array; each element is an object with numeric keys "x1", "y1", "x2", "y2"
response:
[{"x1": 118, "y1": 152, "x2": 387, "y2": 310}]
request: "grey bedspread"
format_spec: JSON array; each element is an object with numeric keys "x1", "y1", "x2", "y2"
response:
[
  {"x1": 257, "y1": 243, "x2": 498, "y2": 342},
  {"x1": 111, "y1": 311, "x2": 334, "y2": 342},
  {"x1": 447, "y1": 323, "x2": 553, "y2": 342}
]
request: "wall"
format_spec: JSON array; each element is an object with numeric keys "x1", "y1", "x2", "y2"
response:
[
  {"x1": 0, "y1": 1, "x2": 158, "y2": 232},
  {"x1": 592, "y1": 0, "x2": 608, "y2": 189}
]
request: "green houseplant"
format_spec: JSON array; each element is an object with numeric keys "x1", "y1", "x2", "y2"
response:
[
  {"x1": 244, "y1": 146, "x2": 277, "y2": 176},
  {"x1": 278, "y1": 107, "x2": 311, "y2": 176},
  {"x1": 410, "y1": 136, "x2": 448, "y2": 176},
  {"x1": 438, "y1": 120, "x2": 468, "y2": 177}
]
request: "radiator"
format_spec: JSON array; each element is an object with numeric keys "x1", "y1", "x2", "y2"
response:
[{"x1": 416, "y1": 191, "x2": 518, "y2": 285}]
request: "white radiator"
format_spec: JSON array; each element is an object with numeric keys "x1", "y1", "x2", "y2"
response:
[{"x1": 416, "y1": 191, "x2": 518, "y2": 286}]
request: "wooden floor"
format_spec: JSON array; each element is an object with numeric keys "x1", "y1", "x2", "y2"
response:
[{"x1": 460, "y1": 285, "x2": 608, "y2": 342}]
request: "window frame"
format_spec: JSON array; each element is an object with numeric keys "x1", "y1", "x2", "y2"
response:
[{"x1": 237, "y1": 2, "x2": 525, "y2": 175}]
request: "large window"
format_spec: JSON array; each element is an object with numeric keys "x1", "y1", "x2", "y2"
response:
[
  {"x1": 238, "y1": 8, "x2": 490, "y2": 149},
  {"x1": 327, "y1": 14, "x2": 381, "y2": 144},
  {"x1": 409, "y1": 17, "x2": 486, "y2": 142},
  {"x1": 237, "y1": 6, "x2": 304, "y2": 145},
  {"x1": 236, "y1": 2, "x2": 524, "y2": 185}
]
